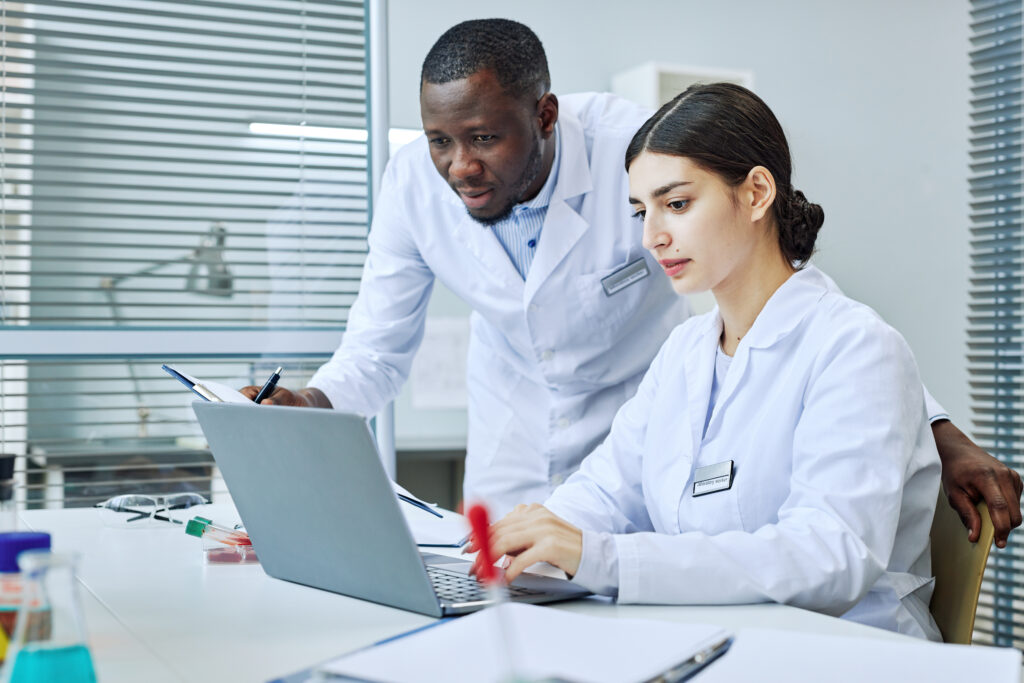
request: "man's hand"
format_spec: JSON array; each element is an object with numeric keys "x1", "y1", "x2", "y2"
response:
[
  {"x1": 465, "y1": 503, "x2": 583, "y2": 582},
  {"x1": 933, "y1": 419, "x2": 1023, "y2": 548},
  {"x1": 237, "y1": 385, "x2": 332, "y2": 408}
]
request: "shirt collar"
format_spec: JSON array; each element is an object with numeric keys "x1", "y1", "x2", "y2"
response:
[{"x1": 517, "y1": 125, "x2": 560, "y2": 212}]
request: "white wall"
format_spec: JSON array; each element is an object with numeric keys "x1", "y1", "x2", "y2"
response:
[{"x1": 388, "y1": 0, "x2": 971, "y2": 427}]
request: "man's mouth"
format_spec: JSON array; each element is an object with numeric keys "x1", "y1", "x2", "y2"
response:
[{"x1": 457, "y1": 187, "x2": 494, "y2": 210}]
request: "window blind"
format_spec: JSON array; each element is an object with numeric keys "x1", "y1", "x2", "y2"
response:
[
  {"x1": 0, "y1": 0, "x2": 376, "y2": 508},
  {"x1": 968, "y1": 0, "x2": 1024, "y2": 648}
]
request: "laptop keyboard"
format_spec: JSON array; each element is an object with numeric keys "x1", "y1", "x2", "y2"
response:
[{"x1": 426, "y1": 565, "x2": 544, "y2": 603}]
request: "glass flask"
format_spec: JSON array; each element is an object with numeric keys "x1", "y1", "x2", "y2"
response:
[
  {"x1": 0, "y1": 533, "x2": 51, "y2": 665},
  {"x1": 2, "y1": 550, "x2": 96, "y2": 683}
]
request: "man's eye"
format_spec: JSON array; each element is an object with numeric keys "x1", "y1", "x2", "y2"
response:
[
  {"x1": 475, "y1": 135, "x2": 496, "y2": 142},
  {"x1": 429, "y1": 137, "x2": 450, "y2": 146},
  {"x1": 668, "y1": 199, "x2": 690, "y2": 210}
]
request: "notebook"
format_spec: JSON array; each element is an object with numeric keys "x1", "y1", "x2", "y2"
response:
[
  {"x1": 192, "y1": 401, "x2": 590, "y2": 617},
  {"x1": 162, "y1": 364, "x2": 251, "y2": 403}
]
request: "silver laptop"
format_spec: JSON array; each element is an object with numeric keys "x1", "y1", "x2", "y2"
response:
[{"x1": 192, "y1": 401, "x2": 589, "y2": 617}]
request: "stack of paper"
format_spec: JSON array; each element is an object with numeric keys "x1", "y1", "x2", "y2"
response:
[{"x1": 319, "y1": 602, "x2": 730, "y2": 683}]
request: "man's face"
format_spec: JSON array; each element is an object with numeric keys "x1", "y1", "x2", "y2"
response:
[{"x1": 420, "y1": 70, "x2": 548, "y2": 224}]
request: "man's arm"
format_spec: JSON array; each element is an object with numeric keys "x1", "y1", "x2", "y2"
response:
[{"x1": 932, "y1": 419, "x2": 1023, "y2": 548}]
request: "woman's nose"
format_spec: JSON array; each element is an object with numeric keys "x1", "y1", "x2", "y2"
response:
[{"x1": 642, "y1": 215, "x2": 669, "y2": 252}]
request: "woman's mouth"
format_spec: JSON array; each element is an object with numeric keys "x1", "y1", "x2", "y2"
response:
[{"x1": 660, "y1": 258, "x2": 691, "y2": 277}]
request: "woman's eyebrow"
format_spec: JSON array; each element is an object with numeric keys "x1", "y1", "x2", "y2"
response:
[
  {"x1": 651, "y1": 180, "x2": 693, "y2": 198},
  {"x1": 628, "y1": 180, "x2": 693, "y2": 204}
]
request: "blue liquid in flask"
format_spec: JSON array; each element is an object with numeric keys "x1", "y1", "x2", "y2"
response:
[{"x1": 9, "y1": 644, "x2": 96, "y2": 683}]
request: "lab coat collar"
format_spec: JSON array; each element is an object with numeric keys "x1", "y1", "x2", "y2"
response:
[
  {"x1": 683, "y1": 265, "x2": 829, "y2": 455},
  {"x1": 524, "y1": 111, "x2": 593, "y2": 302},
  {"x1": 739, "y1": 265, "x2": 830, "y2": 351},
  {"x1": 549, "y1": 108, "x2": 593, "y2": 203}
]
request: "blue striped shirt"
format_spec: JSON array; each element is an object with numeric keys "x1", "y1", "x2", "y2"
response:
[{"x1": 491, "y1": 128, "x2": 560, "y2": 279}]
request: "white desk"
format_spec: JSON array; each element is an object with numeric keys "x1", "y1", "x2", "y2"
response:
[{"x1": 14, "y1": 505, "x2": 921, "y2": 683}]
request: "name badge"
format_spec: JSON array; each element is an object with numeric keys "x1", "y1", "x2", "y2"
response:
[
  {"x1": 601, "y1": 257, "x2": 649, "y2": 296},
  {"x1": 692, "y1": 460, "x2": 734, "y2": 497}
]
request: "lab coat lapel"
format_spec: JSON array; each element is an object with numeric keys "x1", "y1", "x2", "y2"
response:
[
  {"x1": 448, "y1": 206, "x2": 524, "y2": 292},
  {"x1": 702, "y1": 267, "x2": 828, "y2": 437},
  {"x1": 524, "y1": 112, "x2": 593, "y2": 304},
  {"x1": 685, "y1": 313, "x2": 722, "y2": 457}
]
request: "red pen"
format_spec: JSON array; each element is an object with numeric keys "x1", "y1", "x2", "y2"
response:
[
  {"x1": 466, "y1": 503, "x2": 519, "y2": 680},
  {"x1": 467, "y1": 503, "x2": 499, "y2": 585}
]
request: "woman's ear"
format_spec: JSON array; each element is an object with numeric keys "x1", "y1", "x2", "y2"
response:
[{"x1": 744, "y1": 166, "x2": 776, "y2": 222}]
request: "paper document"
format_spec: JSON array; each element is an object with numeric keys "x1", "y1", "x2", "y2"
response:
[
  {"x1": 391, "y1": 482, "x2": 469, "y2": 547},
  {"x1": 698, "y1": 627, "x2": 1022, "y2": 683},
  {"x1": 162, "y1": 364, "x2": 252, "y2": 404},
  {"x1": 319, "y1": 602, "x2": 731, "y2": 683}
]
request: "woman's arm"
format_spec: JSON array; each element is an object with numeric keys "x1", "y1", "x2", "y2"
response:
[{"x1": 489, "y1": 315, "x2": 938, "y2": 614}]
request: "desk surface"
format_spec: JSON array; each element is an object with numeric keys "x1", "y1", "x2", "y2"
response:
[{"x1": 16, "y1": 505, "x2": 914, "y2": 683}]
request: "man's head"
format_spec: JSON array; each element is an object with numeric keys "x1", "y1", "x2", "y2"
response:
[{"x1": 420, "y1": 19, "x2": 558, "y2": 224}]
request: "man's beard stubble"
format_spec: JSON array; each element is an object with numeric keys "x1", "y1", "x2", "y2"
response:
[{"x1": 467, "y1": 136, "x2": 545, "y2": 227}]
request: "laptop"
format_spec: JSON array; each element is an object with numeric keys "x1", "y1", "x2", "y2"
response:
[{"x1": 192, "y1": 401, "x2": 590, "y2": 617}]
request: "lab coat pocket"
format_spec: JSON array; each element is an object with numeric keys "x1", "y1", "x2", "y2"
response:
[{"x1": 575, "y1": 252, "x2": 653, "y2": 337}]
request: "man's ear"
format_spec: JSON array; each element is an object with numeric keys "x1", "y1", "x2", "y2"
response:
[
  {"x1": 745, "y1": 166, "x2": 776, "y2": 222},
  {"x1": 537, "y1": 92, "x2": 559, "y2": 138}
]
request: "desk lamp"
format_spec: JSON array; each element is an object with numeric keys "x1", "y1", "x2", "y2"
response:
[{"x1": 99, "y1": 223, "x2": 234, "y2": 437}]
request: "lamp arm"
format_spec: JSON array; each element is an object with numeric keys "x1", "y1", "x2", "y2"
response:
[{"x1": 100, "y1": 251, "x2": 197, "y2": 290}]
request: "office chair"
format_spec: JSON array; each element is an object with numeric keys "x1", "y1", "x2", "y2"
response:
[{"x1": 929, "y1": 490, "x2": 994, "y2": 644}]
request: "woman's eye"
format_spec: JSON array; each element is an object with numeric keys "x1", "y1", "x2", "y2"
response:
[
  {"x1": 668, "y1": 199, "x2": 690, "y2": 211},
  {"x1": 631, "y1": 209, "x2": 646, "y2": 220}
]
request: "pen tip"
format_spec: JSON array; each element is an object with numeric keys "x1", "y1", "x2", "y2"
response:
[{"x1": 274, "y1": 366, "x2": 283, "y2": 374}]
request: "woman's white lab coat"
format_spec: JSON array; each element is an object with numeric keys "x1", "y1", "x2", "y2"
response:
[{"x1": 545, "y1": 266, "x2": 942, "y2": 639}]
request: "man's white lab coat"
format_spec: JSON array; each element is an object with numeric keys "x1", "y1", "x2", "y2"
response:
[{"x1": 309, "y1": 93, "x2": 690, "y2": 515}]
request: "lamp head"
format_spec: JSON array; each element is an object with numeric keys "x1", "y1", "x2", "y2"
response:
[{"x1": 185, "y1": 222, "x2": 233, "y2": 297}]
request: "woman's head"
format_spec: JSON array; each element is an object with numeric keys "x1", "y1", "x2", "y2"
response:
[{"x1": 625, "y1": 83, "x2": 823, "y2": 295}]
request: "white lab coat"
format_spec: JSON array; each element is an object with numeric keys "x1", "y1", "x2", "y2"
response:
[
  {"x1": 545, "y1": 266, "x2": 942, "y2": 640},
  {"x1": 309, "y1": 93, "x2": 690, "y2": 515}
]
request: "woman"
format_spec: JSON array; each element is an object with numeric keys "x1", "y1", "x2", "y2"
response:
[{"x1": 471, "y1": 83, "x2": 941, "y2": 640}]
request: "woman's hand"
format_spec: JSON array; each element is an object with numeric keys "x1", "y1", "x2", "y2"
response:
[{"x1": 466, "y1": 504, "x2": 583, "y2": 583}]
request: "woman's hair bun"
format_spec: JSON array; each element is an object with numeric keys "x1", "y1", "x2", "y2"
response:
[{"x1": 777, "y1": 188, "x2": 824, "y2": 266}]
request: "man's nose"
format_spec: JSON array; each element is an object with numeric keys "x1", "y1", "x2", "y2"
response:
[{"x1": 449, "y1": 145, "x2": 483, "y2": 180}]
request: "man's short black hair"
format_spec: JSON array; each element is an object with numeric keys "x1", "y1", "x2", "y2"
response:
[{"x1": 420, "y1": 19, "x2": 550, "y2": 100}]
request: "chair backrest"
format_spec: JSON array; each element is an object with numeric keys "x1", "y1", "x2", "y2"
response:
[{"x1": 929, "y1": 491, "x2": 994, "y2": 644}]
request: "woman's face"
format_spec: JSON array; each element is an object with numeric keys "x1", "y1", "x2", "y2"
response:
[{"x1": 628, "y1": 152, "x2": 760, "y2": 296}]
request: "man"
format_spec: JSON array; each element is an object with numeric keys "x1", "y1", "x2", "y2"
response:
[{"x1": 244, "y1": 19, "x2": 1022, "y2": 546}]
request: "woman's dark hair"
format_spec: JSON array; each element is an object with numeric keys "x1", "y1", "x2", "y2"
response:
[{"x1": 625, "y1": 83, "x2": 824, "y2": 266}]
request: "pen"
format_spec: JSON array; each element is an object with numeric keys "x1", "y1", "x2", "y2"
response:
[
  {"x1": 253, "y1": 366, "x2": 283, "y2": 404},
  {"x1": 397, "y1": 493, "x2": 443, "y2": 518},
  {"x1": 651, "y1": 634, "x2": 733, "y2": 683}
]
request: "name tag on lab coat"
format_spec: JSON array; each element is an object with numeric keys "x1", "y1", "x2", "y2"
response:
[
  {"x1": 693, "y1": 460, "x2": 734, "y2": 496},
  {"x1": 601, "y1": 258, "x2": 649, "y2": 296}
]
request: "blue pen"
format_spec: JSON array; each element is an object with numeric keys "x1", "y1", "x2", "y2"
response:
[
  {"x1": 397, "y1": 493, "x2": 443, "y2": 518},
  {"x1": 253, "y1": 366, "x2": 283, "y2": 404}
]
